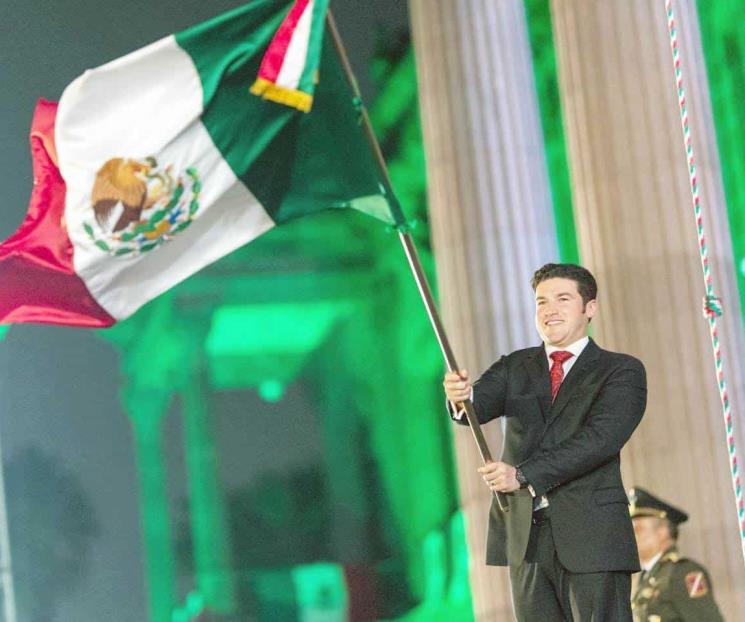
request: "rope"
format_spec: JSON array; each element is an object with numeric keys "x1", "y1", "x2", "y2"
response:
[{"x1": 665, "y1": 0, "x2": 745, "y2": 563}]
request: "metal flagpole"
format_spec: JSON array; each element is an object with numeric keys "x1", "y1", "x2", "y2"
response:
[{"x1": 325, "y1": 10, "x2": 508, "y2": 512}]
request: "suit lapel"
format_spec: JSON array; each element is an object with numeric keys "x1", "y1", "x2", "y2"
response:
[
  {"x1": 548, "y1": 338, "x2": 601, "y2": 423},
  {"x1": 524, "y1": 347, "x2": 552, "y2": 422}
]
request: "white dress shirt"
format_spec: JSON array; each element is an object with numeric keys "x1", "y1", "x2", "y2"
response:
[
  {"x1": 532, "y1": 336, "x2": 589, "y2": 509},
  {"x1": 545, "y1": 336, "x2": 589, "y2": 378},
  {"x1": 641, "y1": 551, "x2": 663, "y2": 573}
]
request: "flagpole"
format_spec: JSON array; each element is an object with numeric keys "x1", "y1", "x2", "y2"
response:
[{"x1": 325, "y1": 10, "x2": 508, "y2": 512}]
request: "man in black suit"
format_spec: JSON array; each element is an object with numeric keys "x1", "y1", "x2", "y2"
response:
[{"x1": 444, "y1": 263, "x2": 647, "y2": 621}]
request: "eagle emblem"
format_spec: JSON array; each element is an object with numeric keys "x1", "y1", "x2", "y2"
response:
[{"x1": 83, "y1": 157, "x2": 200, "y2": 255}]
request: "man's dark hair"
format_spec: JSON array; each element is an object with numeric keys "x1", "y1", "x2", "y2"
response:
[
  {"x1": 531, "y1": 263, "x2": 598, "y2": 307},
  {"x1": 663, "y1": 518, "x2": 680, "y2": 541}
]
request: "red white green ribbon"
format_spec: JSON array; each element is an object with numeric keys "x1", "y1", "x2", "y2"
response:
[
  {"x1": 250, "y1": 0, "x2": 330, "y2": 112},
  {"x1": 665, "y1": 0, "x2": 745, "y2": 563}
]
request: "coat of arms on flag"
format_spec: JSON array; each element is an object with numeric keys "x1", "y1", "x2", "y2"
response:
[
  {"x1": 84, "y1": 157, "x2": 201, "y2": 256},
  {"x1": 0, "y1": 0, "x2": 400, "y2": 327}
]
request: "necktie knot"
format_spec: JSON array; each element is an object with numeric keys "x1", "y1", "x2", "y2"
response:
[
  {"x1": 549, "y1": 350, "x2": 574, "y2": 402},
  {"x1": 550, "y1": 350, "x2": 573, "y2": 365}
]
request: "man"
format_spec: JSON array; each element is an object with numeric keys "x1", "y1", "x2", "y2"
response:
[
  {"x1": 629, "y1": 487, "x2": 724, "y2": 621},
  {"x1": 444, "y1": 263, "x2": 647, "y2": 621}
]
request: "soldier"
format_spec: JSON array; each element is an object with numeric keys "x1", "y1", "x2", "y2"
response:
[{"x1": 628, "y1": 487, "x2": 724, "y2": 622}]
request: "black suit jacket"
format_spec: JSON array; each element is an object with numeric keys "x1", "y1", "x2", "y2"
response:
[{"x1": 455, "y1": 338, "x2": 646, "y2": 573}]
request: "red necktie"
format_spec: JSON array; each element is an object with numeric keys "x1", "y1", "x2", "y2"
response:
[{"x1": 550, "y1": 350, "x2": 574, "y2": 402}]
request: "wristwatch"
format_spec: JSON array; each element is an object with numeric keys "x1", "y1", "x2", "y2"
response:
[{"x1": 515, "y1": 467, "x2": 529, "y2": 490}]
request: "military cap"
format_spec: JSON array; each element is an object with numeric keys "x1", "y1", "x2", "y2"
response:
[{"x1": 628, "y1": 487, "x2": 689, "y2": 524}]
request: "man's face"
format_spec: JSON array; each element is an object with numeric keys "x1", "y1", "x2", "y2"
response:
[
  {"x1": 534, "y1": 277, "x2": 596, "y2": 348},
  {"x1": 632, "y1": 516, "x2": 668, "y2": 561}
]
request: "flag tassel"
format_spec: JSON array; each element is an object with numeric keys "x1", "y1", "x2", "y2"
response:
[{"x1": 249, "y1": 77, "x2": 313, "y2": 113}]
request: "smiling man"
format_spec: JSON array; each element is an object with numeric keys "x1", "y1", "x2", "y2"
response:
[{"x1": 443, "y1": 263, "x2": 647, "y2": 621}]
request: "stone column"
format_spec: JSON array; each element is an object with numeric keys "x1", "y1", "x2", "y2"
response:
[
  {"x1": 550, "y1": 1, "x2": 745, "y2": 618},
  {"x1": 127, "y1": 388, "x2": 177, "y2": 622},
  {"x1": 312, "y1": 311, "x2": 371, "y2": 567},
  {"x1": 181, "y1": 359, "x2": 237, "y2": 616},
  {"x1": 410, "y1": 1, "x2": 558, "y2": 618},
  {"x1": 108, "y1": 296, "x2": 183, "y2": 622}
]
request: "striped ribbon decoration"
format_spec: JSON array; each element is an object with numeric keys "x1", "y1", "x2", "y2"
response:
[
  {"x1": 665, "y1": 0, "x2": 745, "y2": 564},
  {"x1": 250, "y1": 0, "x2": 330, "y2": 112}
]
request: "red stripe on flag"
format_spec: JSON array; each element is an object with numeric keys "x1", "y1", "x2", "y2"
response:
[
  {"x1": 257, "y1": 0, "x2": 312, "y2": 82},
  {"x1": 0, "y1": 99, "x2": 115, "y2": 327}
]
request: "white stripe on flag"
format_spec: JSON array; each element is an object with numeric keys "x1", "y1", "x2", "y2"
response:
[
  {"x1": 275, "y1": 0, "x2": 315, "y2": 90},
  {"x1": 75, "y1": 122, "x2": 275, "y2": 320},
  {"x1": 56, "y1": 35, "x2": 276, "y2": 320}
]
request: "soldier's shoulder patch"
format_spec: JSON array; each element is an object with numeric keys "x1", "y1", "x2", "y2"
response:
[{"x1": 684, "y1": 570, "x2": 709, "y2": 598}]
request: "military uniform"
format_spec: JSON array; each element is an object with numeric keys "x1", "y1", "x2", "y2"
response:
[
  {"x1": 631, "y1": 546, "x2": 723, "y2": 622},
  {"x1": 628, "y1": 488, "x2": 724, "y2": 622}
]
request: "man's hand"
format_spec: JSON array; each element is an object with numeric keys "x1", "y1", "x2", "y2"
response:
[
  {"x1": 443, "y1": 369, "x2": 471, "y2": 404},
  {"x1": 478, "y1": 461, "x2": 520, "y2": 493}
]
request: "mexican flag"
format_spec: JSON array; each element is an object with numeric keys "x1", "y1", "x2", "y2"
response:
[{"x1": 0, "y1": 0, "x2": 401, "y2": 327}]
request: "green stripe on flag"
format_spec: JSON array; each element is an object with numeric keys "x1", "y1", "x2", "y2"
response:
[
  {"x1": 297, "y1": 0, "x2": 331, "y2": 93},
  {"x1": 176, "y1": 0, "x2": 285, "y2": 103},
  {"x1": 176, "y1": 0, "x2": 393, "y2": 226}
]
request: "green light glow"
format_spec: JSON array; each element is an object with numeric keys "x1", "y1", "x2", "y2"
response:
[
  {"x1": 525, "y1": 0, "x2": 580, "y2": 263},
  {"x1": 171, "y1": 591, "x2": 205, "y2": 622},
  {"x1": 183, "y1": 371, "x2": 237, "y2": 615},
  {"x1": 131, "y1": 401, "x2": 177, "y2": 622},
  {"x1": 446, "y1": 512, "x2": 470, "y2": 603},
  {"x1": 291, "y1": 563, "x2": 348, "y2": 616},
  {"x1": 697, "y1": 0, "x2": 745, "y2": 323},
  {"x1": 421, "y1": 530, "x2": 447, "y2": 603},
  {"x1": 205, "y1": 302, "x2": 349, "y2": 390},
  {"x1": 206, "y1": 303, "x2": 347, "y2": 357},
  {"x1": 259, "y1": 379, "x2": 285, "y2": 402}
]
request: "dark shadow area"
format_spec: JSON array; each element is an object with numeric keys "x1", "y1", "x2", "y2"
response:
[{"x1": 5, "y1": 446, "x2": 99, "y2": 622}]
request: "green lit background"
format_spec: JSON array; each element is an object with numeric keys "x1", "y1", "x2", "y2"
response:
[
  {"x1": 697, "y1": 0, "x2": 745, "y2": 317},
  {"x1": 1, "y1": 1, "x2": 744, "y2": 621}
]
